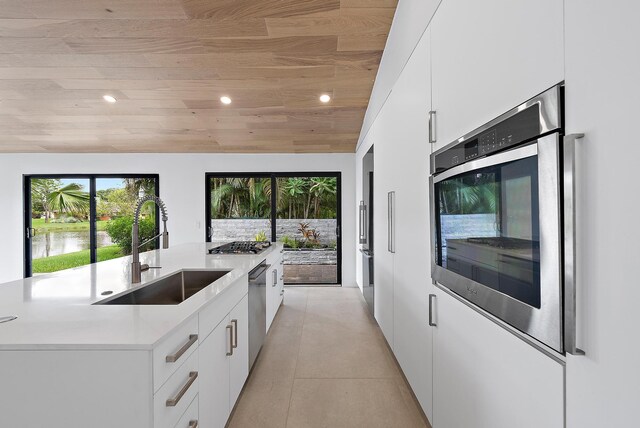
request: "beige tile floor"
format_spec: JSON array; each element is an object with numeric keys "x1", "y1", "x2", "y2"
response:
[{"x1": 228, "y1": 287, "x2": 431, "y2": 428}]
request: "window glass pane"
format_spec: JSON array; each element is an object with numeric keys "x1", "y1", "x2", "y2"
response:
[
  {"x1": 209, "y1": 176, "x2": 272, "y2": 242},
  {"x1": 30, "y1": 178, "x2": 91, "y2": 275},
  {"x1": 95, "y1": 177, "x2": 158, "y2": 262},
  {"x1": 275, "y1": 176, "x2": 339, "y2": 285},
  {"x1": 436, "y1": 157, "x2": 540, "y2": 307}
]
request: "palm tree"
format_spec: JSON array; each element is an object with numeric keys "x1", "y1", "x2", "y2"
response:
[
  {"x1": 309, "y1": 177, "x2": 337, "y2": 218},
  {"x1": 248, "y1": 178, "x2": 271, "y2": 217},
  {"x1": 47, "y1": 183, "x2": 90, "y2": 217},
  {"x1": 210, "y1": 177, "x2": 272, "y2": 219},
  {"x1": 124, "y1": 178, "x2": 156, "y2": 198},
  {"x1": 282, "y1": 178, "x2": 306, "y2": 218},
  {"x1": 31, "y1": 178, "x2": 61, "y2": 223},
  {"x1": 438, "y1": 178, "x2": 498, "y2": 214}
]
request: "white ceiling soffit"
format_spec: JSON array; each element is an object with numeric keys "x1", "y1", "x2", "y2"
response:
[{"x1": 356, "y1": 0, "x2": 442, "y2": 151}]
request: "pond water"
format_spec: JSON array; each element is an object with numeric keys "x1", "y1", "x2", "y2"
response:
[{"x1": 32, "y1": 231, "x2": 114, "y2": 259}]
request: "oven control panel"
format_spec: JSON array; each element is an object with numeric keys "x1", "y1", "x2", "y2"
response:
[{"x1": 432, "y1": 104, "x2": 544, "y2": 174}]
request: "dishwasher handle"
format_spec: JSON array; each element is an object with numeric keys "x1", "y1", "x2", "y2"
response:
[{"x1": 249, "y1": 262, "x2": 270, "y2": 283}]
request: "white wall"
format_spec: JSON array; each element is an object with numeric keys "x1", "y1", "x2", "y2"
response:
[{"x1": 0, "y1": 153, "x2": 356, "y2": 285}]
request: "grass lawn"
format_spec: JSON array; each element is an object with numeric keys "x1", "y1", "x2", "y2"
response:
[
  {"x1": 32, "y1": 218, "x2": 108, "y2": 232},
  {"x1": 33, "y1": 245, "x2": 124, "y2": 273}
]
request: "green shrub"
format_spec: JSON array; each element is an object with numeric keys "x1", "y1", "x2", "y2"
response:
[
  {"x1": 281, "y1": 235, "x2": 303, "y2": 249},
  {"x1": 105, "y1": 216, "x2": 157, "y2": 255},
  {"x1": 254, "y1": 231, "x2": 268, "y2": 242}
]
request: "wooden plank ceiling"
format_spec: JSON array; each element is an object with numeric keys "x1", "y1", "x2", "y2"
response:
[{"x1": 0, "y1": 0, "x2": 398, "y2": 153}]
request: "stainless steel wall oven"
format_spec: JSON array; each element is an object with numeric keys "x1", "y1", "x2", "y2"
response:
[{"x1": 430, "y1": 85, "x2": 575, "y2": 353}]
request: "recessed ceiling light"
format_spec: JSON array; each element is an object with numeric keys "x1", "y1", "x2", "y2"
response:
[
  {"x1": 319, "y1": 94, "x2": 331, "y2": 103},
  {"x1": 103, "y1": 95, "x2": 117, "y2": 103},
  {"x1": 220, "y1": 96, "x2": 232, "y2": 105}
]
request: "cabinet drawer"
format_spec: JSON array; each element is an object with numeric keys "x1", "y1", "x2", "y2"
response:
[
  {"x1": 174, "y1": 394, "x2": 199, "y2": 428},
  {"x1": 154, "y1": 316, "x2": 199, "y2": 392},
  {"x1": 154, "y1": 349, "x2": 199, "y2": 428}
]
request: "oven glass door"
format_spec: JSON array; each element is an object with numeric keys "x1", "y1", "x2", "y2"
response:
[{"x1": 435, "y1": 149, "x2": 540, "y2": 307}]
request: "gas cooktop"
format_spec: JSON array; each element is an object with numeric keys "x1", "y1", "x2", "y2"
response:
[{"x1": 208, "y1": 241, "x2": 271, "y2": 255}]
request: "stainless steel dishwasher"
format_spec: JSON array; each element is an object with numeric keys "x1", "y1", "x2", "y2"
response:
[{"x1": 248, "y1": 261, "x2": 269, "y2": 369}]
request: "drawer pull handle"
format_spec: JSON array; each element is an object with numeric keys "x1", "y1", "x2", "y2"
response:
[
  {"x1": 231, "y1": 319, "x2": 238, "y2": 349},
  {"x1": 226, "y1": 324, "x2": 233, "y2": 356},
  {"x1": 166, "y1": 334, "x2": 198, "y2": 363},
  {"x1": 272, "y1": 269, "x2": 277, "y2": 286},
  {"x1": 189, "y1": 421, "x2": 198, "y2": 428},
  {"x1": 166, "y1": 371, "x2": 198, "y2": 407}
]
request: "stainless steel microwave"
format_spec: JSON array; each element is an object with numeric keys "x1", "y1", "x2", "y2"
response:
[{"x1": 429, "y1": 85, "x2": 575, "y2": 353}]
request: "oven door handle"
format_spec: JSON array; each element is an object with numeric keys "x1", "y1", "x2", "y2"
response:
[{"x1": 563, "y1": 133, "x2": 585, "y2": 356}]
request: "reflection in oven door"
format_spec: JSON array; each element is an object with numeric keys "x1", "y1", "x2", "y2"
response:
[{"x1": 446, "y1": 237, "x2": 540, "y2": 307}]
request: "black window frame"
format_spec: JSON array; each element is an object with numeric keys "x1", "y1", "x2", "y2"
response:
[
  {"x1": 205, "y1": 172, "x2": 342, "y2": 285},
  {"x1": 23, "y1": 173, "x2": 160, "y2": 278}
]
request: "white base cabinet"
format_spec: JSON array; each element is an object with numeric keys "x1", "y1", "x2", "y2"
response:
[
  {"x1": 0, "y1": 277, "x2": 251, "y2": 428},
  {"x1": 200, "y1": 294, "x2": 249, "y2": 428},
  {"x1": 266, "y1": 250, "x2": 284, "y2": 332}
]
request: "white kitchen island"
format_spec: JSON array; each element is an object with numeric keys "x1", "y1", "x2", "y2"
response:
[{"x1": 0, "y1": 242, "x2": 284, "y2": 428}]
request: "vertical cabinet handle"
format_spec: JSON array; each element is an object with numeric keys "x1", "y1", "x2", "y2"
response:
[
  {"x1": 428, "y1": 110, "x2": 437, "y2": 144},
  {"x1": 231, "y1": 319, "x2": 238, "y2": 349},
  {"x1": 428, "y1": 294, "x2": 437, "y2": 327},
  {"x1": 272, "y1": 269, "x2": 278, "y2": 286},
  {"x1": 359, "y1": 201, "x2": 367, "y2": 244},
  {"x1": 226, "y1": 324, "x2": 233, "y2": 356},
  {"x1": 563, "y1": 133, "x2": 585, "y2": 356},
  {"x1": 387, "y1": 191, "x2": 395, "y2": 253}
]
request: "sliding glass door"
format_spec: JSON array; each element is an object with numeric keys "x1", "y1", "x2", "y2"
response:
[
  {"x1": 206, "y1": 172, "x2": 341, "y2": 285},
  {"x1": 24, "y1": 174, "x2": 159, "y2": 277},
  {"x1": 274, "y1": 175, "x2": 340, "y2": 285},
  {"x1": 27, "y1": 177, "x2": 92, "y2": 275}
]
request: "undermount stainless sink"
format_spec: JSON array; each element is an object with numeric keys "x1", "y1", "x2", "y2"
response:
[{"x1": 96, "y1": 270, "x2": 231, "y2": 305}]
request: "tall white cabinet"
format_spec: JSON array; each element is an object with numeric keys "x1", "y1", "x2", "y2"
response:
[
  {"x1": 386, "y1": 31, "x2": 435, "y2": 420},
  {"x1": 564, "y1": 0, "x2": 640, "y2": 426},
  {"x1": 372, "y1": 106, "x2": 396, "y2": 346},
  {"x1": 372, "y1": 28, "x2": 436, "y2": 421}
]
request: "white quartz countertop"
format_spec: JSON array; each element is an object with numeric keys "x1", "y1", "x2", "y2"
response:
[{"x1": 0, "y1": 242, "x2": 282, "y2": 350}]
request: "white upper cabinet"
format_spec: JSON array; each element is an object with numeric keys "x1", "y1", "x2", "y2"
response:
[
  {"x1": 432, "y1": 287, "x2": 564, "y2": 428},
  {"x1": 431, "y1": 0, "x2": 564, "y2": 150},
  {"x1": 359, "y1": 0, "x2": 441, "y2": 148}
]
